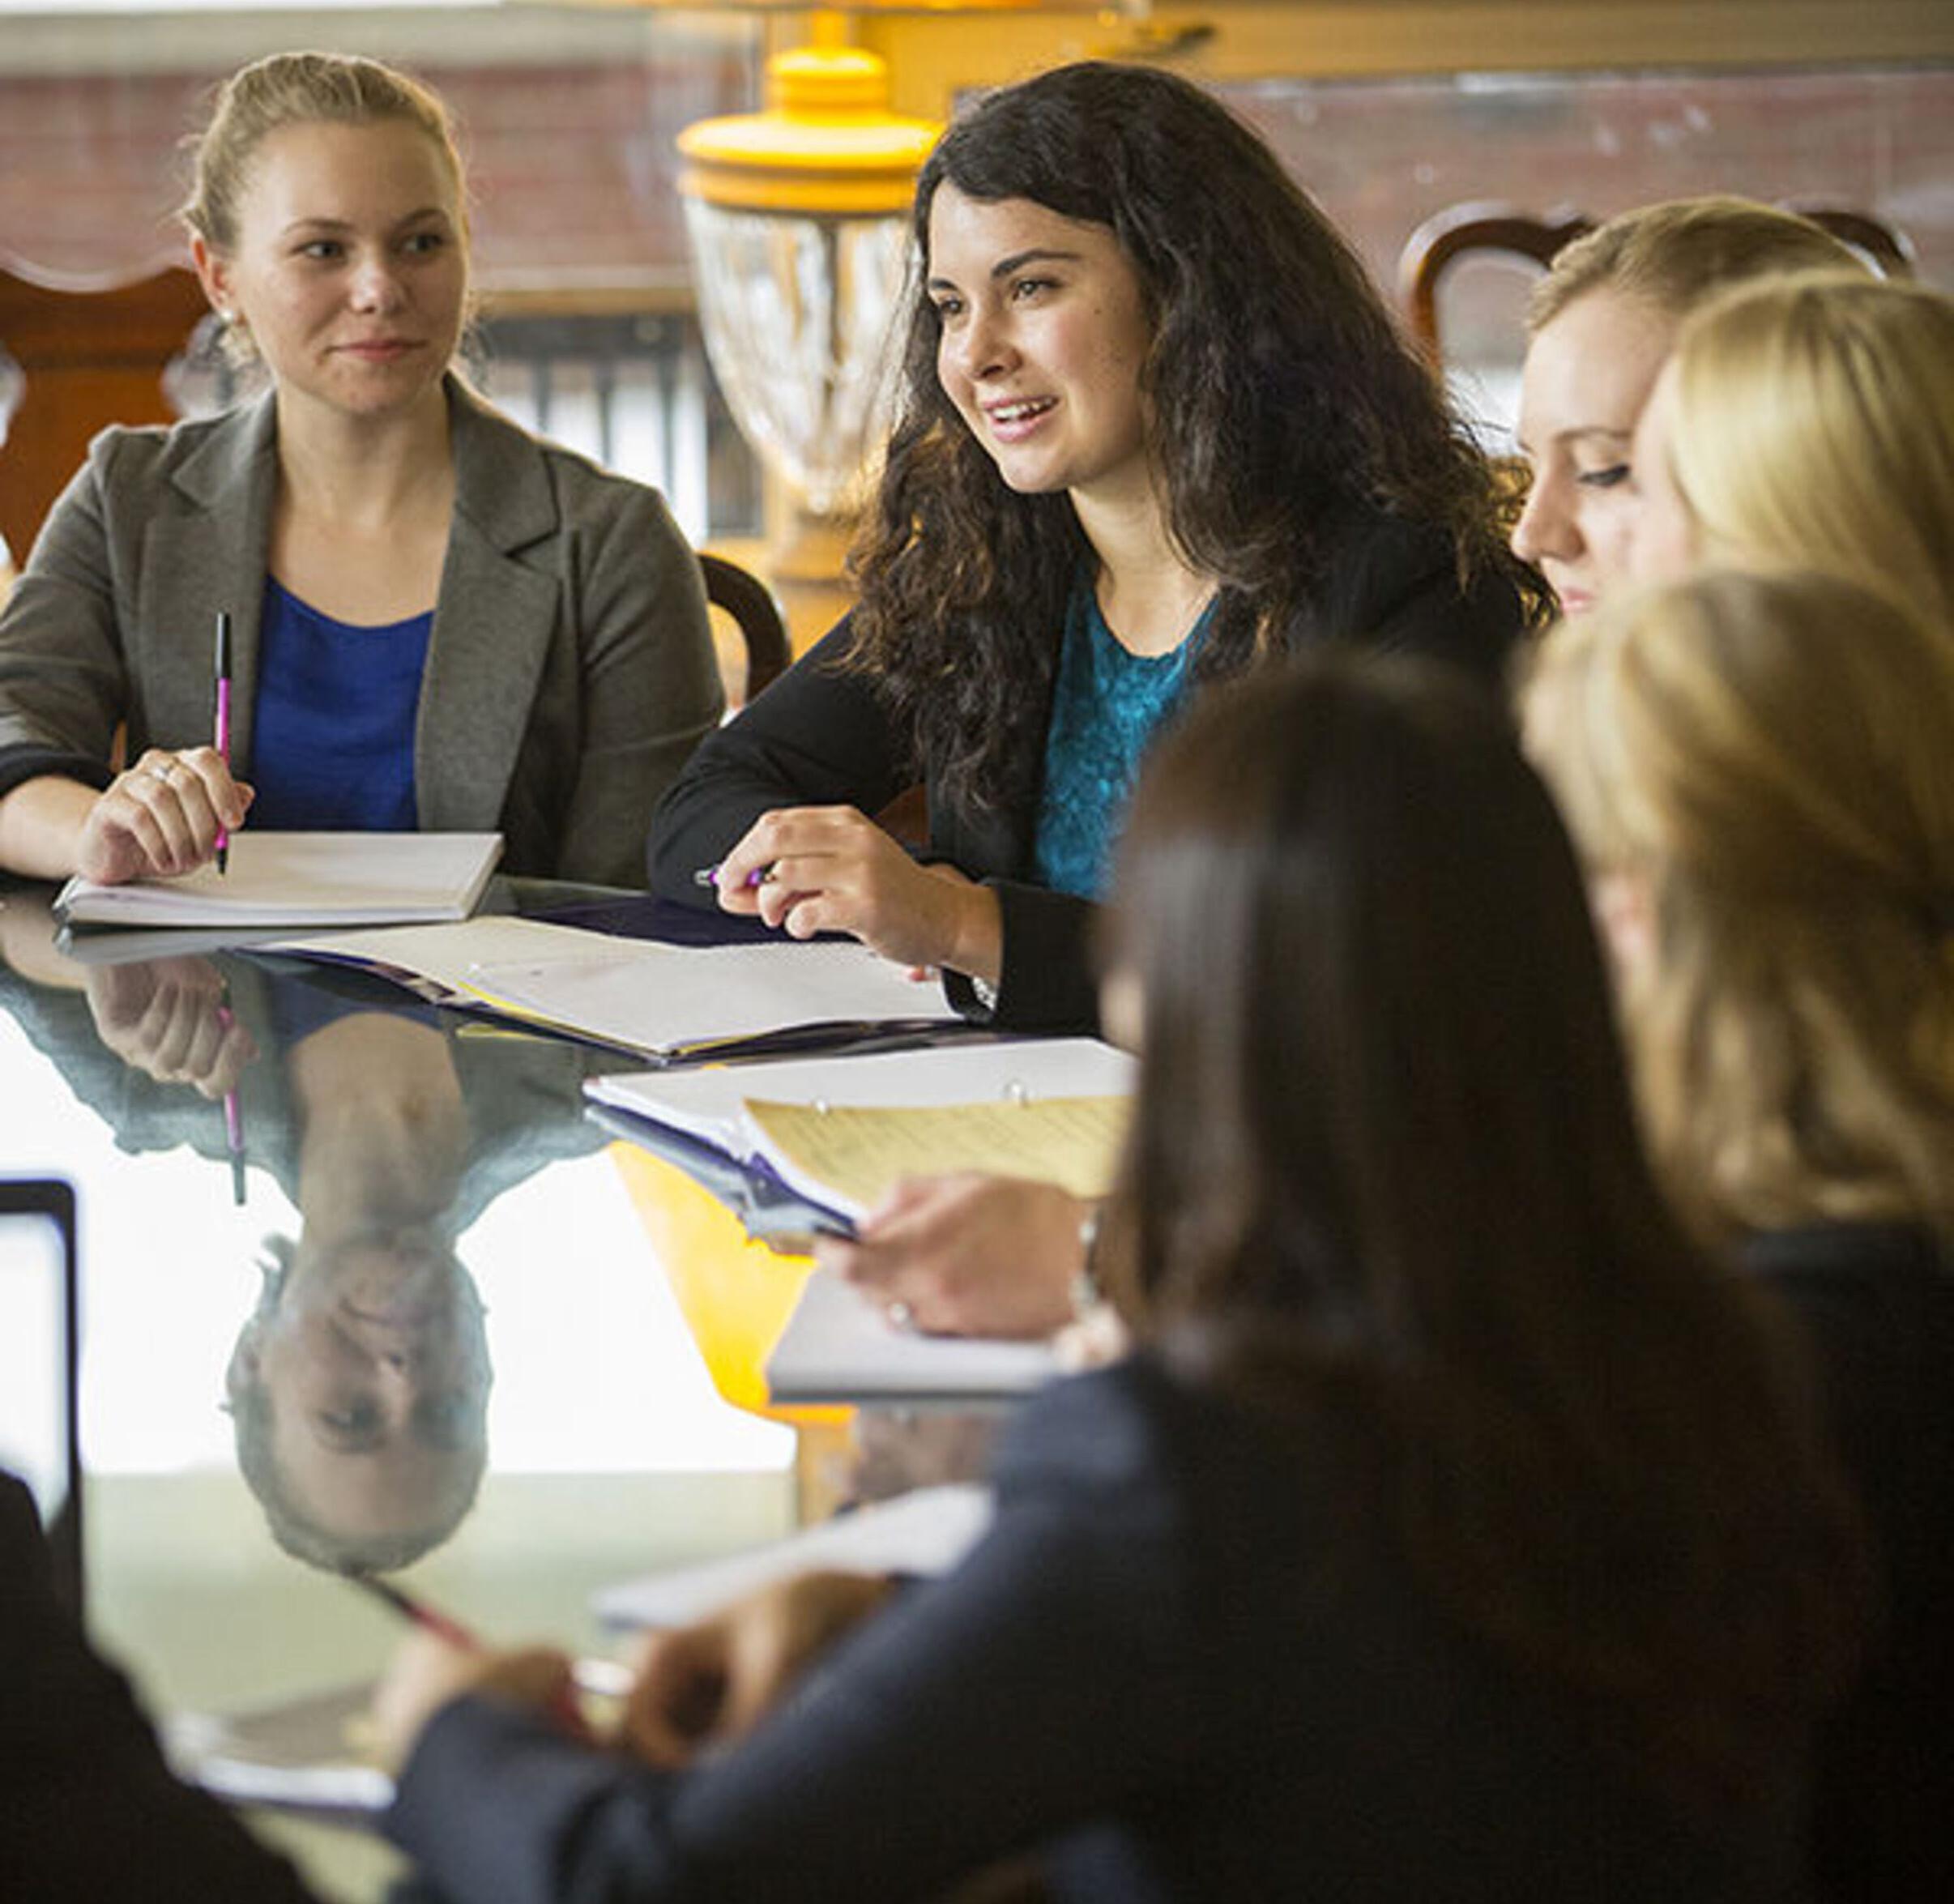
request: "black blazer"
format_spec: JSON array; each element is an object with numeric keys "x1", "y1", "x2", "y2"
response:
[
  {"x1": 1745, "y1": 1223, "x2": 1954, "y2": 1902},
  {"x1": 649, "y1": 510, "x2": 1529, "y2": 1033},
  {"x1": 0, "y1": 1471, "x2": 318, "y2": 1902},
  {"x1": 387, "y1": 1356, "x2": 1803, "y2": 1903}
]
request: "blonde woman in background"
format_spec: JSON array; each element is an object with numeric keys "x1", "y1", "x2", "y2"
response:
[
  {"x1": 1525, "y1": 567, "x2": 1954, "y2": 1903},
  {"x1": 1509, "y1": 197, "x2": 1864, "y2": 614},
  {"x1": 1626, "y1": 273, "x2": 1954, "y2": 633},
  {"x1": 0, "y1": 51, "x2": 720, "y2": 890}
]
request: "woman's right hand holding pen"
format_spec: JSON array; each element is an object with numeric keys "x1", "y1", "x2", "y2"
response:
[
  {"x1": 79, "y1": 746, "x2": 252, "y2": 884},
  {"x1": 712, "y1": 805, "x2": 1003, "y2": 984},
  {"x1": 368, "y1": 1571, "x2": 893, "y2": 1776}
]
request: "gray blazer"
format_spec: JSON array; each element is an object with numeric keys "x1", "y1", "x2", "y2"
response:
[{"x1": 0, "y1": 377, "x2": 723, "y2": 887}]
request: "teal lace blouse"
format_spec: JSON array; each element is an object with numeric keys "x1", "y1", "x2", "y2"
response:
[{"x1": 1030, "y1": 578, "x2": 1216, "y2": 899}]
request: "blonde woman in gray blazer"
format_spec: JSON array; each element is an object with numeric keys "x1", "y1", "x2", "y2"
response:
[{"x1": 0, "y1": 52, "x2": 720, "y2": 891}]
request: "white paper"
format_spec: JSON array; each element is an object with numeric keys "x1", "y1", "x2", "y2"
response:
[
  {"x1": 591, "y1": 1483, "x2": 994, "y2": 1630},
  {"x1": 164, "y1": 1680, "x2": 394, "y2": 1817},
  {"x1": 585, "y1": 1037, "x2": 1134, "y2": 1157},
  {"x1": 766, "y1": 1270, "x2": 1060, "y2": 1406},
  {"x1": 266, "y1": 917, "x2": 962, "y2": 1061}
]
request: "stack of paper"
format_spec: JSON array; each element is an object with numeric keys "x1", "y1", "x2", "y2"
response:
[
  {"x1": 55, "y1": 831, "x2": 503, "y2": 931},
  {"x1": 591, "y1": 1040, "x2": 1127, "y2": 1401}
]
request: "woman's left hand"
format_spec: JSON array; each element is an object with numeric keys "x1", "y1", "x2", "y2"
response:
[
  {"x1": 368, "y1": 1629, "x2": 581, "y2": 1774},
  {"x1": 817, "y1": 1173, "x2": 1089, "y2": 1339},
  {"x1": 712, "y1": 805, "x2": 1003, "y2": 982}
]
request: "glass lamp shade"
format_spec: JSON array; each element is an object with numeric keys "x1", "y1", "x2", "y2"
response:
[
  {"x1": 679, "y1": 32, "x2": 938, "y2": 518},
  {"x1": 682, "y1": 199, "x2": 911, "y2": 517}
]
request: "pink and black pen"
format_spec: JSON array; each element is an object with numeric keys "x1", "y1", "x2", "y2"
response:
[
  {"x1": 348, "y1": 1573, "x2": 479, "y2": 1650},
  {"x1": 348, "y1": 1574, "x2": 626, "y2": 1726},
  {"x1": 213, "y1": 610, "x2": 233, "y2": 876},
  {"x1": 215, "y1": 990, "x2": 246, "y2": 1207}
]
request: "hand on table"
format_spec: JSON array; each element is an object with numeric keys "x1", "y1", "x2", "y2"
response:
[
  {"x1": 711, "y1": 806, "x2": 1002, "y2": 983},
  {"x1": 77, "y1": 747, "x2": 252, "y2": 885},
  {"x1": 817, "y1": 1173, "x2": 1090, "y2": 1339},
  {"x1": 369, "y1": 1627, "x2": 586, "y2": 1774},
  {"x1": 621, "y1": 1569, "x2": 896, "y2": 1770},
  {"x1": 84, "y1": 956, "x2": 258, "y2": 1097}
]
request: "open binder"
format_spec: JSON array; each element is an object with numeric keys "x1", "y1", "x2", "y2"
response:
[
  {"x1": 585, "y1": 1037, "x2": 1135, "y2": 1247},
  {"x1": 257, "y1": 915, "x2": 971, "y2": 1067}
]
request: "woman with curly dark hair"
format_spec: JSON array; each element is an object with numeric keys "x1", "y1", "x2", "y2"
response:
[{"x1": 651, "y1": 60, "x2": 1538, "y2": 1031}]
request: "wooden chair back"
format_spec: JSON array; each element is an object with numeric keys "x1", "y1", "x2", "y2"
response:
[
  {"x1": 0, "y1": 260, "x2": 209, "y2": 568},
  {"x1": 1398, "y1": 199, "x2": 1917, "y2": 359},
  {"x1": 700, "y1": 551, "x2": 791, "y2": 707}
]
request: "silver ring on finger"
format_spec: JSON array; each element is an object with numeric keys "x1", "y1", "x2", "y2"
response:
[{"x1": 885, "y1": 1299, "x2": 915, "y2": 1334}]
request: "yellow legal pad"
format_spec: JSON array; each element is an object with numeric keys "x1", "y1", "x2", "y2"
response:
[{"x1": 741, "y1": 1095, "x2": 1128, "y2": 1218}]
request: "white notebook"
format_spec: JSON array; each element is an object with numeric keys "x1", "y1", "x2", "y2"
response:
[
  {"x1": 54, "y1": 831, "x2": 503, "y2": 930},
  {"x1": 766, "y1": 1270, "x2": 1061, "y2": 1406}
]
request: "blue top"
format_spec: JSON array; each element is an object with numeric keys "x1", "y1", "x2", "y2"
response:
[
  {"x1": 1030, "y1": 578, "x2": 1214, "y2": 898},
  {"x1": 245, "y1": 580, "x2": 433, "y2": 832}
]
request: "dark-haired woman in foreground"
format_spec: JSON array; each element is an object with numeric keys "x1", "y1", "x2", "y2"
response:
[
  {"x1": 378, "y1": 653, "x2": 1860, "y2": 1902},
  {"x1": 651, "y1": 60, "x2": 1537, "y2": 1033}
]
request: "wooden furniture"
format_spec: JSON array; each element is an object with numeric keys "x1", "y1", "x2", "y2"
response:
[
  {"x1": 701, "y1": 550, "x2": 791, "y2": 704},
  {"x1": 1398, "y1": 200, "x2": 1918, "y2": 357},
  {"x1": 1398, "y1": 203, "x2": 1594, "y2": 360},
  {"x1": 0, "y1": 260, "x2": 210, "y2": 569},
  {"x1": 0, "y1": 263, "x2": 790, "y2": 707}
]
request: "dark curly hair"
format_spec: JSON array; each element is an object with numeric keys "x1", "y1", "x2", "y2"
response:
[{"x1": 847, "y1": 61, "x2": 1537, "y2": 815}]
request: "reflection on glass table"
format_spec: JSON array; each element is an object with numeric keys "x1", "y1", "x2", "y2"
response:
[{"x1": 0, "y1": 879, "x2": 801, "y2": 1901}]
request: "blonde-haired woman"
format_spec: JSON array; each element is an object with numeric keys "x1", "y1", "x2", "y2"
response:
[
  {"x1": 1525, "y1": 566, "x2": 1954, "y2": 1902},
  {"x1": 1510, "y1": 197, "x2": 1864, "y2": 615},
  {"x1": 0, "y1": 51, "x2": 721, "y2": 890},
  {"x1": 1627, "y1": 273, "x2": 1954, "y2": 634}
]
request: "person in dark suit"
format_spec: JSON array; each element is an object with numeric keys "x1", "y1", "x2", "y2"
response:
[
  {"x1": 0, "y1": 50, "x2": 720, "y2": 891},
  {"x1": 651, "y1": 62, "x2": 1542, "y2": 1035},
  {"x1": 1525, "y1": 568, "x2": 1954, "y2": 1902},
  {"x1": 371, "y1": 652, "x2": 1863, "y2": 1902},
  {"x1": 0, "y1": 1468, "x2": 321, "y2": 1902}
]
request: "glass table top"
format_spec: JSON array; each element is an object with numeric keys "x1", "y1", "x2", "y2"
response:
[{"x1": 0, "y1": 878, "x2": 907, "y2": 1898}]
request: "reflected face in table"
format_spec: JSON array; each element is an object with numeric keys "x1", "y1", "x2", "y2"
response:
[{"x1": 226, "y1": 1225, "x2": 492, "y2": 1573}]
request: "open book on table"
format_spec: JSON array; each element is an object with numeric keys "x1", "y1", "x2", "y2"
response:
[
  {"x1": 586, "y1": 1037, "x2": 1135, "y2": 1243},
  {"x1": 256, "y1": 914, "x2": 969, "y2": 1066},
  {"x1": 54, "y1": 831, "x2": 503, "y2": 931}
]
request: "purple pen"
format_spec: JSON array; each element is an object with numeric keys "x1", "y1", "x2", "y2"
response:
[{"x1": 693, "y1": 863, "x2": 774, "y2": 890}]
